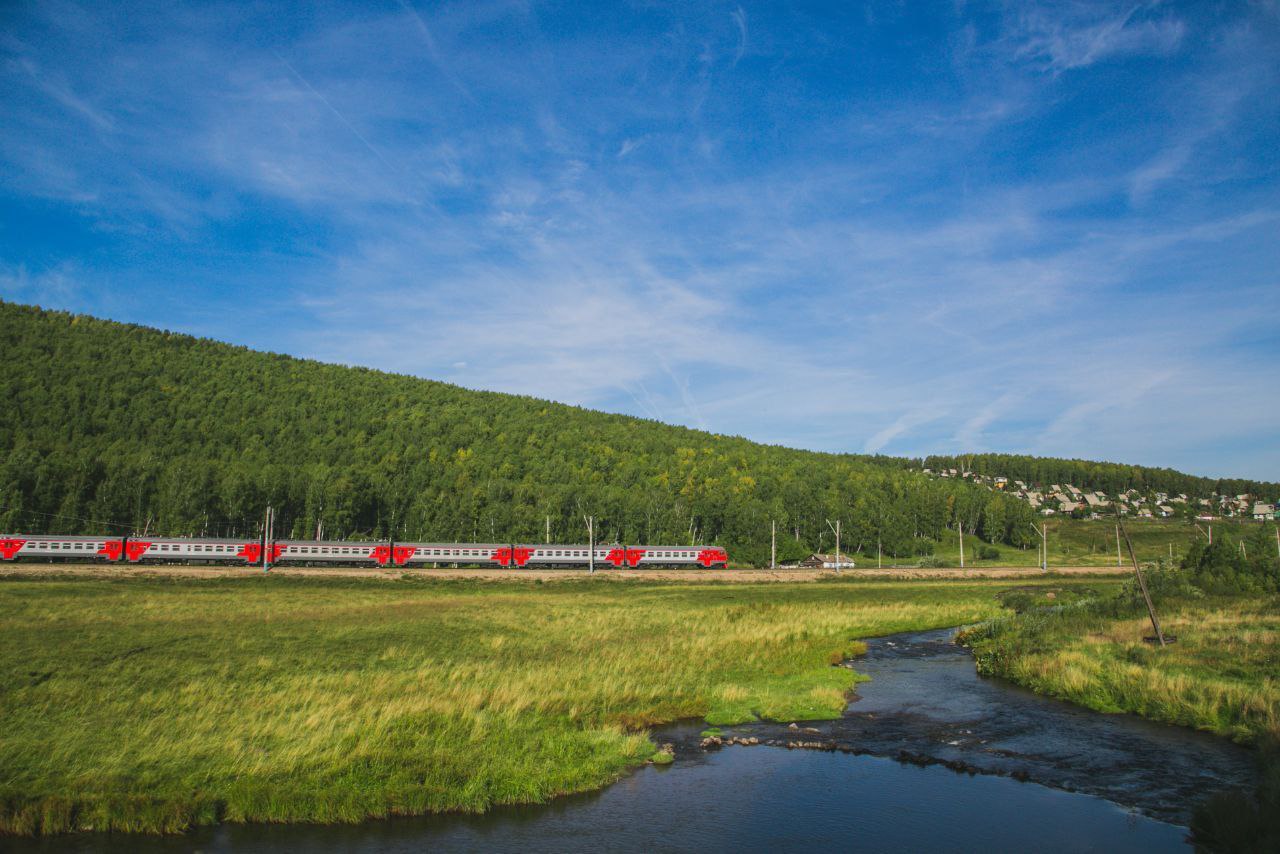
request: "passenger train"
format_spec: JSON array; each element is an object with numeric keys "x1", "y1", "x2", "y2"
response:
[{"x1": 0, "y1": 534, "x2": 730, "y2": 569}]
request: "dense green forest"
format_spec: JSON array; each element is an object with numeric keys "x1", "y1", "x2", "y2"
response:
[
  {"x1": 922, "y1": 453, "x2": 1276, "y2": 501},
  {"x1": 0, "y1": 301, "x2": 1270, "y2": 564}
]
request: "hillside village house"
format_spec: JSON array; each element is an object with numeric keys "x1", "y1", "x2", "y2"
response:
[{"x1": 917, "y1": 465, "x2": 1269, "y2": 522}]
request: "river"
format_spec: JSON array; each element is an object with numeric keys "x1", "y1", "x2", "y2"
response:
[{"x1": 18, "y1": 628, "x2": 1257, "y2": 852}]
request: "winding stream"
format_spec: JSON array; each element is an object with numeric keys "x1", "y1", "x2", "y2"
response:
[{"x1": 19, "y1": 628, "x2": 1258, "y2": 852}]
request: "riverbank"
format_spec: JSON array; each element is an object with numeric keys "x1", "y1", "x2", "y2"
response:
[
  {"x1": 961, "y1": 596, "x2": 1280, "y2": 745},
  {"x1": 0, "y1": 575, "x2": 1117, "y2": 835},
  {"x1": 960, "y1": 591, "x2": 1280, "y2": 849}
]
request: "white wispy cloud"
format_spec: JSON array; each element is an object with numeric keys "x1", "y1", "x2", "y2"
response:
[
  {"x1": 1, "y1": 1, "x2": 1277, "y2": 479},
  {"x1": 1005, "y1": 2, "x2": 1186, "y2": 73}
]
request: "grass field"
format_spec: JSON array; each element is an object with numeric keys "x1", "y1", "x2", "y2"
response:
[
  {"x1": 923, "y1": 518, "x2": 1269, "y2": 568},
  {"x1": 962, "y1": 595, "x2": 1280, "y2": 744},
  {"x1": 0, "y1": 574, "x2": 1116, "y2": 835}
]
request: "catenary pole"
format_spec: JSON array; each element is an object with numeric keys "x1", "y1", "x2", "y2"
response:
[
  {"x1": 262, "y1": 505, "x2": 272, "y2": 572},
  {"x1": 770, "y1": 519, "x2": 776, "y2": 570}
]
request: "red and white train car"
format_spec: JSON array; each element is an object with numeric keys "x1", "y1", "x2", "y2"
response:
[{"x1": 0, "y1": 534, "x2": 730, "y2": 569}]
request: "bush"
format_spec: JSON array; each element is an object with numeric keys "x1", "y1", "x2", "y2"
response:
[
  {"x1": 917, "y1": 556, "x2": 946, "y2": 568},
  {"x1": 1181, "y1": 538, "x2": 1279, "y2": 596},
  {"x1": 977, "y1": 545, "x2": 1000, "y2": 561}
]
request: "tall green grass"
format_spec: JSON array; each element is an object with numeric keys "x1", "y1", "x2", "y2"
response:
[
  {"x1": 962, "y1": 596, "x2": 1280, "y2": 744},
  {"x1": 0, "y1": 574, "x2": 1102, "y2": 835}
]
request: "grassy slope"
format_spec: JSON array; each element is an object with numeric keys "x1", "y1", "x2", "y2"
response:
[
  {"x1": 0, "y1": 574, "x2": 1113, "y2": 835},
  {"x1": 963, "y1": 596, "x2": 1280, "y2": 744},
  {"x1": 921, "y1": 518, "x2": 1264, "y2": 568}
]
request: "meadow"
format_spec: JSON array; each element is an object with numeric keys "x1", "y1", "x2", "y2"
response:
[
  {"x1": 922, "y1": 517, "x2": 1263, "y2": 569},
  {"x1": 0, "y1": 573, "x2": 1110, "y2": 835},
  {"x1": 961, "y1": 594, "x2": 1280, "y2": 744}
]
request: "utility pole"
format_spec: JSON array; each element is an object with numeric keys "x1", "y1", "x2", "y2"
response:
[
  {"x1": 877, "y1": 537, "x2": 882, "y2": 569},
  {"x1": 1118, "y1": 515, "x2": 1168, "y2": 647},
  {"x1": 826, "y1": 519, "x2": 841, "y2": 573},
  {"x1": 585, "y1": 515, "x2": 595, "y2": 574},
  {"x1": 770, "y1": 519, "x2": 776, "y2": 570},
  {"x1": 1029, "y1": 522, "x2": 1047, "y2": 571},
  {"x1": 958, "y1": 519, "x2": 965, "y2": 568},
  {"x1": 1116, "y1": 524, "x2": 1122, "y2": 567},
  {"x1": 546, "y1": 515, "x2": 551, "y2": 544}
]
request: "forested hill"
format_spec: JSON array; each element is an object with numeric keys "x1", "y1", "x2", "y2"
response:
[
  {"x1": 0, "y1": 301, "x2": 1265, "y2": 564},
  {"x1": 921, "y1": 454, "x2": 1275, "y2": 501}
]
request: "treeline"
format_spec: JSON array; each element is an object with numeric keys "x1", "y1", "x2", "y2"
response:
[
  {"x1": 0, "y1": 301, "x2": 1160, "y2": 565},
  {"x1": 921, "y1": 454, "x2": 1277, "y2": 502}
]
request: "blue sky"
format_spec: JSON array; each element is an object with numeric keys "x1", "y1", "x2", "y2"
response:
[{"x1": 2, "y1": 1, "x2": 1278, "y2": 479}]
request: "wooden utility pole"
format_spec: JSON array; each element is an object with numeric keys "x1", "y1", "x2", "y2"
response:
[
  {"x1": 877, "y1": 537, "x2": 882, "y2": 569},
  {"x1": 1116, "y1": 524, "x2": 1122, "y2": 567},
  {"x1": 826, "y1": 519, "x2": 842, "y2": 573},
  {"x1": 770, "y1": 520, "x2": 776, "y2": 570},
  {"x1": 958, "y1": 520, "x2": 965, "y2": 568},
  {"x1": 546, "y1": 515, "x2": 551, "y2": 544},
  {"x1": 585, "y1": 515, "x2": 595, "y2": 574},
  {"x1": 1117, "y1": 515, "x2": 1167, "y2": 646}
]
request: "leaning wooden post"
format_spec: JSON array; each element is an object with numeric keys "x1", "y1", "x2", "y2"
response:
[{"x1": 1118, "y1": 514, "x2": 1167, "y2": 647}]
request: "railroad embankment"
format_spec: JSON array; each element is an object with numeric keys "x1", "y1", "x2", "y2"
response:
[{"x1": 0, "y1": 563, "x2": 1131, "y2": 582}]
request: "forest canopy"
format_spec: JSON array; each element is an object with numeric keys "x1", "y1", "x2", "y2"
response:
[{"x1": 1, "y1": 301, "x2": 1271, "y2": 564}]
